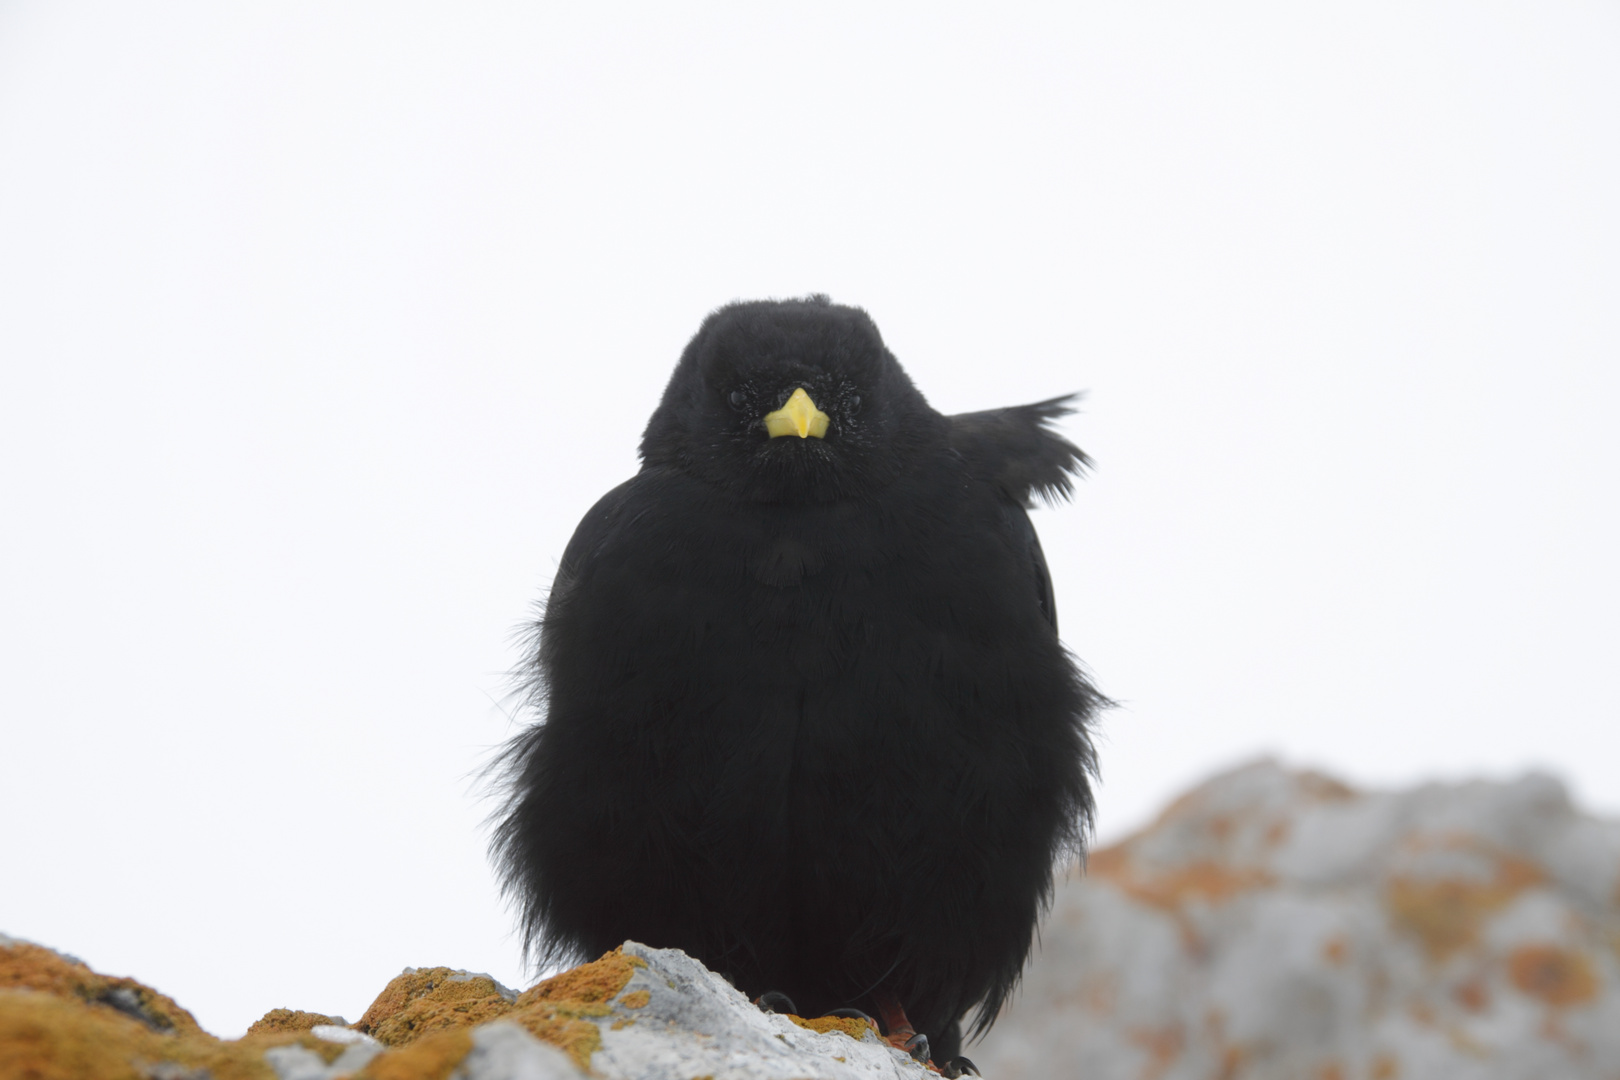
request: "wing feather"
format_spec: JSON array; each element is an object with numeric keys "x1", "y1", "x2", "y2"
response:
[{"x1": 948, "y1": 394, "x2": 1091, "y2": 507}]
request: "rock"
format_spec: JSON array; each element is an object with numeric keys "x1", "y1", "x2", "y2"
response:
[
  {"x1": 354, "y1": 966, "x2": 519, "y2": 1046},
  {"x1": 263, "y1": 1035, "x2": 384, "y2": 1080},
  {"x1": 0, "y1": 933, "x2": 202, "y2": 1036},
  {"x1": 971, "y1": 759, "x2": 1620, "y2": 1080},
  {"x1": 0, "y1": 935, "x2": 930, "y2": 1079},
  {"x1": 247, "y1": 1009, "x2": 350, "y2": 1035},
  {"x1": 581, "y1": 942, "x2": 923, "y2": 1079},
  {"x1": 0, "y1": 934, "x2": 265, "y2": 1079},
  {"x1": 455, "y1": 1023, "x2": 583, "y2": 1080},
  {"x1": 19, "y1": 761, "x2": 1609, "y2": 1078}
]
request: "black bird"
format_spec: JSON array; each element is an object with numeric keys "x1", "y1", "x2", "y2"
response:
[{"x1": 492, "y1": 297, "x2": 1101, "y2": 1071}]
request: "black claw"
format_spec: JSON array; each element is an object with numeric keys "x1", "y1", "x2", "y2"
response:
[
  {"x1": 941, "y1": 1056, "x2": 981, "y2": 1078},
  {"x1": 903, "y1": 1032, "x2": 930, "y2": 1063},
  {"x1": 754, "y1": 990, "x2": 799, "y2": 1015}
]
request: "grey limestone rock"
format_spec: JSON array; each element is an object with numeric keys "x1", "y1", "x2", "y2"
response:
[
  {"x1": 453, "y1": 1023, "x2": 585, "y2": 1080},
  {"x1": 971, "y1": 760, "x2": 1620, "y2": 1080},
  {"x1": 593, "y1": 942, "x2": 932, "y2": 1080},
  {"x1": 264, "y1": 1028, "x2": 384, "y2": 1080}
]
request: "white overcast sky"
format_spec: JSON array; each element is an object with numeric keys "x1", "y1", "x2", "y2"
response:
[{"x1": 2, "y1": 0, "x2": 1617, "y2": 1039}]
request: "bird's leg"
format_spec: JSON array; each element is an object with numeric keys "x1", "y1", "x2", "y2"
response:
[{"x1": 873, "y1": 993, "x2": 930, "y2": 1064}]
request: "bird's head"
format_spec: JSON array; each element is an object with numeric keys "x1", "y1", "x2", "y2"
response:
[{"x1": 641, "y1": 296, "x2": 944, "y2": 503}]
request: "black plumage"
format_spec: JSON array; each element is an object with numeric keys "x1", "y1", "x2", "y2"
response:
[{"x1": 492, "y1": 297, "x2": 1102, "y2": 1063}]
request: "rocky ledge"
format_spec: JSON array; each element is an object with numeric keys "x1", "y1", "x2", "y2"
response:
[{"x1": 0, "y1": 936, "x2": 930, "y2": 1080}]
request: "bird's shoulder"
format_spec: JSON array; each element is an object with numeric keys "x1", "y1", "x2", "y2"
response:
[
  {"x1": 946, "y1": 395, "x2": 1090, "y2": 508},
  {"x1": 553, "y1": 469, "x2": 751, "y2": 582},
  {"x1": 555, "y1": 476, "x2": 641, "y2": 581}
]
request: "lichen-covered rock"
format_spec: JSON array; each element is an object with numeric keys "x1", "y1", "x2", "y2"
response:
[
  {"x1": 0, "y1": 935, "x2": 929, "y2": 1079},
  {"x1": 455, "y1": 1023, "x2": 583, "y2": 1080},
  {"x1": 1, "y1": 932, "x2": 204, "y2": 1037},
  {"x1": 247, "y1": 1010, "x2": 350, "y2": 1036},
  {"x1": 972, "y1": 760, "x2": 1620, "y2": 1080},
  {"x1": 262, "y1": 1028, "x2": 384, "y2": 1080},
  {"x1": 0, "y1": 933, "x2": 281, "y2": 1080},
  {"x1": 354, "y1": 967, "x2": 519, "y2": 1047},
  {"x1": 579, "y1": 942, "x2": 920, "y2": 1080}
]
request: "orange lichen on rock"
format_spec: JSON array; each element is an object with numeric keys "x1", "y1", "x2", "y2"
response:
[
  {"x1": 517, "y1": 947, "x2": 646, "y2": 1011},
  {"x1": 1127, "y1": 1023, "x2": 1184, "y2": 1080},
  {"x1": 2, "y1": 990, "x2": 174, "y2": 1080},
  {"x1": 1089, "y1": 848, "x2": 1273, "y2": 911},
  {"x1": 618, "y1": 988, "x2": 651, "y2": 1009},
  {"x1": 354, "y1": 967, "x2": 517, "y2": 1047},
  {"x1": 1452, "y1": 976, "x2": 1490, "y2": 1013},
  {"x1": 1214, "y1": 1044, "x2": 1247, "y2": 1080},
  {"x1": 0, "y1": 939, "x2": 202, "y2": 1036},
  {"x1": 514, "y1": 1010, "x2": 602, "y2": 1071},
  {"x1": 1133, "y1": 764, "x2": 1350, "y2": 837},
  {"x1": 0, "y1": 939, "x2": 442, "y2": 1079},
  {"x1": 0, "y1": 985, "x2": 280, "y2": 1080},
  {"x1": 502, "y1": 946, "x2": 649, "y2": 1071},
  {"x1": 245, "y1": 1007, "x2": 346, "y2": 1035},
  {"x1": 352, "y1": 1027, "x2": 474, "y2": 1080},
  {"x1": 1296, "y1": 771, "x2": 1356, "y2": 802},
  {"x1": 787, "y1": 1013, "x2": 879, "y2": 1041},
  {"x1": 1084, "y1": 844, "x2": 1130, "y2": 879},
  {"x1": 1385, "y1": 843, "x2": 1545, "y2": 961},
  {"x1": 0, "y1": 938, "x2": 299, "y2": 1080},
  {"x1": 1507, "y1": 944, "x2": 1599, "y2": 1008}
]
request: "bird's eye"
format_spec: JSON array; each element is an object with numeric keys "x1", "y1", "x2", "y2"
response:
[
  {"x1": 728, "y1": 390, "x2": 747, "y2": 409},
  {"x1": 849, "y1": 394, "x2": 861, "y2": 410}
]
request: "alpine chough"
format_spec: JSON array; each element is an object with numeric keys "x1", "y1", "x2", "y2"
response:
[{"x1": 493, "y1": 296, "x2": 1101, "y2": 1070}]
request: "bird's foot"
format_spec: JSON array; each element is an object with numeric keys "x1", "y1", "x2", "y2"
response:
[
  {"x1": 899, "y1": 1032, "x2": 931, "y2": 1063},
  {"x1": 873, "y1": 994, "x2": 931, "y2": 1064},
  {"x1": 754, "y1": 991, "x2": 799, "y2": 1015},
  {"x1": 940, "y1": 1057, "x2": 981, "y2": 1078}
]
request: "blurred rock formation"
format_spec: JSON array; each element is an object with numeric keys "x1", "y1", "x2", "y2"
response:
[{"x1": 972, "y1": 760, "x2": 1620, "y2": 1080}]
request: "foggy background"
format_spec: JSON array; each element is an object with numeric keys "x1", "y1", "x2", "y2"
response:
[{"x1": 2, "y1": 1, "x2": 1616, "y2": 1038}]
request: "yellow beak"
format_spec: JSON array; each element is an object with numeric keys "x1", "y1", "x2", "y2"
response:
[{"x1": 763, "y1": 387, "x2": 830, "y2": 439}]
